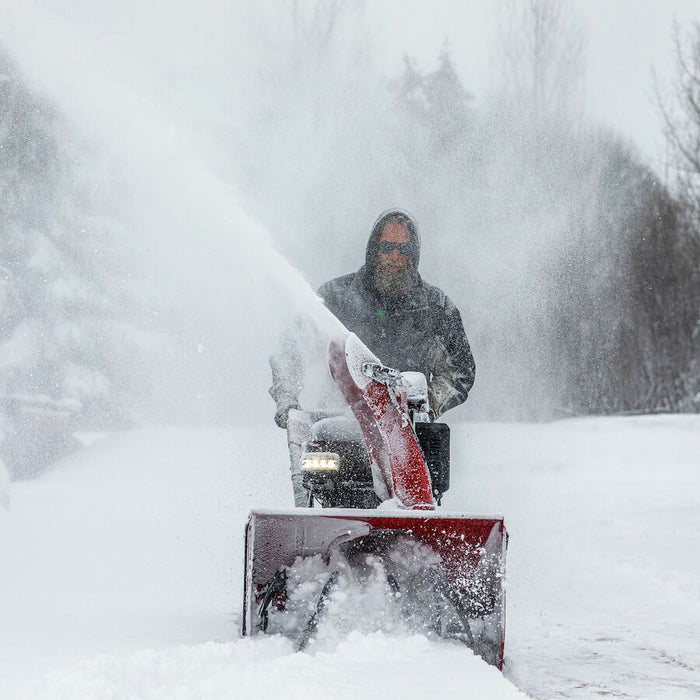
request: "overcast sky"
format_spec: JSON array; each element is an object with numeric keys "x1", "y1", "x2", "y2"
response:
[
  {"x1": 4, "y1": 0, "x2": 698, "y2": 177},
  {"x1": 6, "y1": 0, "x2": 698, "y2": 172},
  {"x1": 373, "y1": 0, "x2": 699, "y2": 175}
]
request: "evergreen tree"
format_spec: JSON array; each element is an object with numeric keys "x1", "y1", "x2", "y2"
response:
[{"x1": 0, "y1": 49, "x2": 165, "y2": 429}]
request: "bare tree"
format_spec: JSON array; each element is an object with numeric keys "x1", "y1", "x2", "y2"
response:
[
  {"x1": 658, "y1": 21, "x2": 700, "y2": 226},
  {"x1": 496, "y1": 0, "x2": 586, "y2": 124}
]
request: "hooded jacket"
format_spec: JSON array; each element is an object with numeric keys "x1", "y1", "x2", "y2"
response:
[
  {"x1": 315, "y1": 209, "x2": 475, "y2": 417},
  {"x1": 270, "y1": 210, "x2": 475, "y2": 419}
]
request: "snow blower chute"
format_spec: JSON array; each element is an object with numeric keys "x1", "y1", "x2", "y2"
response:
[{"x1": 242, "y1": 333, "x2": 507, "y2": 668}]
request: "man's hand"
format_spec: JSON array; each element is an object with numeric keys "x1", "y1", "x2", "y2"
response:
[{"x1": 274, "y1": 397, "x2": 299, "y2": 429}]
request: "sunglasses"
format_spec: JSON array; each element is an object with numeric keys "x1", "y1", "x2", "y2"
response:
[{"x1": 379, "y1": 241, "x2": 413, "y2": 256}]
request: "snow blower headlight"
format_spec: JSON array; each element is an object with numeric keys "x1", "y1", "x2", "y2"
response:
[{"x1": 301, "y1": 452, "x2": 340, "y2": 471}]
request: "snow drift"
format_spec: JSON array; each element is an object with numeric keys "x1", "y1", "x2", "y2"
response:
[{"x1": 1, "y1": 415, "x2": 698, "y2": 698}]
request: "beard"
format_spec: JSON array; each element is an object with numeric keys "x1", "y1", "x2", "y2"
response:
[{"x1": 372, "y1": 260, "x2": 416, "y2": 298}]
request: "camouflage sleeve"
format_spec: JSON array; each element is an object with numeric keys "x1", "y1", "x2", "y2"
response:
[{"x1": 426, "y1": 297, "x2": 475, "y2": 418}]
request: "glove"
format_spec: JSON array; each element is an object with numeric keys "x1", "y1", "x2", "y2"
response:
[{"x1": 274, "y1": 397, "x2": 299, "y2": 429}]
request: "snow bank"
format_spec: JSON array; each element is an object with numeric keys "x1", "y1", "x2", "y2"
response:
[{"x1": 28, "y1": 634, "x2": 526, "y2": 700}]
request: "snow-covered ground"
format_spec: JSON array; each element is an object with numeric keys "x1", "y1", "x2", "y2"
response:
[{"x1": 0, "y1": 415, "x2": 698, "y2": 699}]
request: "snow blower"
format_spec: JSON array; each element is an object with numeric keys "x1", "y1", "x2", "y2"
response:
[{"x1": 242, "y1": 333, "x2": 507, "y2": 667}]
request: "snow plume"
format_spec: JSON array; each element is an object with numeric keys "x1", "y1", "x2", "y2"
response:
[{"x1": 0, "y1": 1, "x2": 347, "y2": 426}]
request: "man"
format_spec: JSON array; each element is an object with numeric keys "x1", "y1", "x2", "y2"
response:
[{"x1": 271, "y1": 209, "x2": 475, "y2": 429}]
